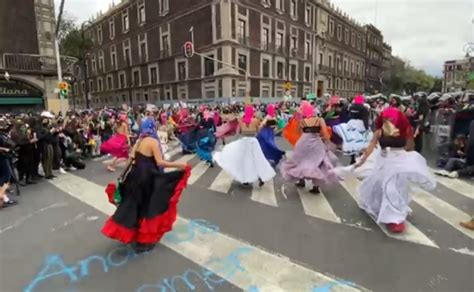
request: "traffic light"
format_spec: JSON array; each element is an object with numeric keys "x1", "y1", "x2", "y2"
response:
[
  {"x1": 58, "y1": 81, "x2": 69, "y2": 98},
  {"x1": 183, "y1": 41, "x2": 194, "y2": 58},
  {"x1": 59, "y1": 81, "x2": 68, "y2": 90}
]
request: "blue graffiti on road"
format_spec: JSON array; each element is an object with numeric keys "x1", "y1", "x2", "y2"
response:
[
  {"x1": 24, "y1": 219, "x2": 220, "y2": 292},
  {"x1": 136, "y1": 247, "x2": 253, "y2": 292},
  {"x1": 312, "y1": 280, "x2": 356, "y2": 292}
]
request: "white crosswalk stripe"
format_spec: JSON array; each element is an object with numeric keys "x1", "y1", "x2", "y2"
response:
[
  {"x1": 339, "y1": 176, "x2": 439, "y2": 248},
  {"x1": 188, "y1": 161, "x2": 210, "y2": 185},
  {"x1": 48, "y1": 173, "x2": 363, "y2": 291},
  {"x1": 412, "y1": 187, "x2": 474, "y2": 239},
  {"x1": 297, "y1": 186, "x2": 340, "y2": 224},
  {"x1": 251, "y1": 179, "x2": 278, "y2": 207},
  {"x1": 209, "y1": 169, "x2": 234, "y2": 193},
  {"x1": 430, "y1": 168, "x2": 474, "y2": 200}
]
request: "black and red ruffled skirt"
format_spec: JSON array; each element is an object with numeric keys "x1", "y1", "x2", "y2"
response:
[{"x1": 102, "y1": 156, "x2": 190, "y2": 244}]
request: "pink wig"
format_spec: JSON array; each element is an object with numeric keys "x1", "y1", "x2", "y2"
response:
[
  {"x1": 179, "y1": 108, "x2": 189, "y2": 121},
  {"x1": 243, "y1": 105, "x2": 255, "y2": 125},
  {"x1": 267, "y1": 104, "x2": 276, "y2": 118},
  {"x1": 329, "y1": 95, "x2": 340, "y2": 106},
  {"x1": 118, "y1": 114, "x2": 128, "y2": 123},
  {"x1": 203, "y1": 110, "x2": 212, "y2": 120},
  {"x1": 380, "y1": 107, "x2": 401, "y2": 127},
  {"x1": 300, "y1": 101, "x2": 314, "y2": 118},
  {"x1": 353, "y1": 95, "x2": 365, "y2": 105}
]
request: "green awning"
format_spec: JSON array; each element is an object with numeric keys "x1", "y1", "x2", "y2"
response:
[{"x1": 0, "y1": 97, "x2": 44, "y2": 105}]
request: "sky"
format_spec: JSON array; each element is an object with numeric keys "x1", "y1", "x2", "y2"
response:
[{"x1": 57, "y1": 0, "x2": 474, "y2": 77}]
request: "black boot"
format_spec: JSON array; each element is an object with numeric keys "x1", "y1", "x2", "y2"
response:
[
  {"x1": 309, "y1": 186, "x2": 320, "y2": 194},
  {"x1": 258, "y1": 178, "x2": 264, "y2": 187},
  {"x1": 350, "y1": 155, "x2": 356, "y2": 165},
  {"x1": 295, "y1": 179, "x2": 305, "y2": 188},
  {"x1": 209, "y1": 161, "x2": 214, "y2": 168}
]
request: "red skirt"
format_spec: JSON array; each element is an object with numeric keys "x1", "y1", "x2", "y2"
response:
[
  {"x1": 100, "y1": 134, "x2": 129, "y2": 159},
  {"x1": 102, "y1": 160, "x2": 191, "y2": 245}
]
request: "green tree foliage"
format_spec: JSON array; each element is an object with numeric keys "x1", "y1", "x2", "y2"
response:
[
  {"x1": 58, "y1": 12, "x2": 92, "y2": 60},
  {"x1": 384, "y1": 59, "x2": 435, "y2": 95}
]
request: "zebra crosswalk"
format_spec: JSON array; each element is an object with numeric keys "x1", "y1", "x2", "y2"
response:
[{"x1": 92, "y1": 145, "x2": 474, "y2": 252}]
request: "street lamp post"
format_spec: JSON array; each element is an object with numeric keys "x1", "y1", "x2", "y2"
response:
[{"x1": 81, "y1": 21, "x2": 94, "y2": 109}]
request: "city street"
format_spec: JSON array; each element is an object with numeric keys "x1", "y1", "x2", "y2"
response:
[{"x1": 1, "y1": 137, "x2": 473, "y2": 292}]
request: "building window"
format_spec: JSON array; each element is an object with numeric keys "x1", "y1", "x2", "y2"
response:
[
  {"x1": 275, "y1": 0, "x2": 284, "y2": 11},
  {"x1": 319, "y1": 53, "x2": 323, "y2": 65},
  {"x1": 204, "y1": 55, "x2": 215, "y2": 76},
  {"x1": 138, "y1": 33, "x2": 148, "y2": 62},
  {"x1": 305, "y1": 6, "x2": 311, "y2": 25},
  {"x1": 262, "y1": 59, "x2": 270, "y2": 78},
  {"x1": 262, "y1": 27, "x2": 270, "y2": 50},
  {"x1": 122, "y1": 10, "x2": 129, "y2": 33},
  {"x1": 89, "y1": 80, "x2": 94, "y2": 92},
  {"x1": 97, "y1": 25, "x2": 103, "y2": 44},
  {"x1": 261, "y1": 0, "x2": 271, "y2": 7},
  {"x1": 351, "y1": 33, "x2": 355, "y2": 47},
  {"x1": 238, "y1": 19, "x2": 246, "y2": 43},
  {"x1": 109, "y1": 18, "x2": 115, "y2": 39},
  {"x1": 98, "y1": 50, "x2": 104, "y2": 71},
  {"x1": 290, "y1": 36, "x2": 297, "y2": 56},
  {"x1": 90, "y1": 54, "x2": 97, "y2": 74},
  {"x1": 290, "y1": 0, "x2": 297, "y2": 19},
  {"x1": 123, "y1": 39, "x2": 131, "y2": 64},
  {"x1": 329, "y1": 20, "x2": 334, "y2": 36},
  {"x1": 305, "y1": 66, "x2": 310, "y2": 82},
  {"x1": 290, "y1": 64, "x2": 296, "y2": 80},
  {"x1": 149, "y1": 66, "x2": 158, "y2": 84},
  {"x1": 159, "y1": 0, "x2": 169, "y2": 16},
  {"x1": 277, "y1": 62, "x2": 284, "y2": 79},
  {"x1": 107, "y1": 75, "x2": 113, "y2": 90},
  {"x1": 337, "y1": 25, "x2": 342, "y2": 41},
  {"x1": 97, "y1": 78, "x2": 103, "y2": 91},
  {"x1": 162, "y1": 35, "x2": 170, "y2": 56},
  {"x1": 110, "y1": 45, "x2": 117, "y2": 69},
  {"x1": 344, "y1": 60, "x2": 347, "y2": 73},
  {"x1": 238, "y1": 54, "x2": 247, "y2": 74},
  {"x1": 276, "y1": 32, "x2": 283, "y2": 50},
  {"x1": 119, "y1": 72, "x2": 126, "y2": 88},
  {"x1": 138, "y1": 1, "x2": 146, "y2": 24},
  {"x1": 177, "y1": 61, "x2": 187, "y2": 80},
  {"x1": 345, "y1": 29, "x2": 349, "y2": 44},
  {"x1": 305, "y1": 40, "x2": 311, "y2": 59},
  {"x1": 132, "y1": 69, "x2": 141, "y2": 86},
  {"x1": 357, "y1": 36, "x2": 361, "y2": 49},
  {"x1": 329, "y1": 55, "x2": 332, "y2": 68}
]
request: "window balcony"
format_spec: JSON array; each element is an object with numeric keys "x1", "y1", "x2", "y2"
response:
[{"x1": 1, "y1": 53, "x2": 57, "y2": 74}]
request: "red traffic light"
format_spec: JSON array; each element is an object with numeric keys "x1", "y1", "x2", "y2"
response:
[{"x1": 183, "y1": 41, "x2": 194, "y2": 58}]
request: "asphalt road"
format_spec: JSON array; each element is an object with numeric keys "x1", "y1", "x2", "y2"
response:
[{"x1": 0, "y1": 137, "x2": 473, "y2": 292}]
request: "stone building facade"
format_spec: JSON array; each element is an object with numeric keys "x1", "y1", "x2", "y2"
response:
[
  {"x1": 0, "y1": 0, "x2": 60, "y2": 113},
  {"x1": 313, "y1": 0, "x2": 366, "y2": 99},
  {"x1": 364, "y1": 24, "x2": 386, "y2": 94},
  {"x1": 74, "y1": 0, "x2": 390, "y2": 108},
  {"x1": 443, "y1": 56, "x2": 474, "y2": 92}
]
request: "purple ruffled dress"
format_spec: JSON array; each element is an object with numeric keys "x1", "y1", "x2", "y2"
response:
[{"x1": 280, "y1": 131, "x2": 338, "y2": 186}]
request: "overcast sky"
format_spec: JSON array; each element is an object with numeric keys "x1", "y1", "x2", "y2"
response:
[{"x1": 58, "y1": 0, "x2": 473, "y2": 77}]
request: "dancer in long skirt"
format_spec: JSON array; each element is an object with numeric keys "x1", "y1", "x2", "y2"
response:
[
  {"x1": 214, "y1": 105, "x2": 275, "y2": 187},
  {"x1": 333, "y1": 95, "x2": 372, "y2": 164},
  {"x1": 196, "y1": 110, "x2": 217, "y2": 167},
  {"x1": 256, "y1": 104, "x2": 285, "y2": 167},
  {"x1": 355, "y1": 107, "x2": 436, "y2": 233},
  {"x1": 102, "y1": 118, "x2": 190, "y2": 253},
  {"x1": 215, "y1": 108, "x2": 239, "y2": 145},
  {"x1": 280, "y1": 101, "x2": 337, "y2": 194},
  {"x1": 100, "y1": 114, "x2": 130, "y2": 172}
]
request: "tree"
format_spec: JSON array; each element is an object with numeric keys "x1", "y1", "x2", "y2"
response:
[
  {"x1": 431, "y1": 78, "x2": 443, "y2": 92},
  {"x1": 61, "y1": 28, "x2": 93, "y2": 60},
  {"x1": 384, "y1": 60, "x2": 435, "y2": 95}
]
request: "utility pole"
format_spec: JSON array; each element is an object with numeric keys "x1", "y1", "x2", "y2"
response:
[
  {"x1": 127, "y1": 54, "x2": 133, "y2": 107},
  {"x1": 55, "y1": 0, "x2": 66, "y2": 114}
]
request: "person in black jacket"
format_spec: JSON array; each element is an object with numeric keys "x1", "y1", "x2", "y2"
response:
[
  {"x1": 38, "y1": 118, "x2": 55, "y2": 179},
  {"x1": 11, "y1": 120, "x2": 37, "y2": 186}
]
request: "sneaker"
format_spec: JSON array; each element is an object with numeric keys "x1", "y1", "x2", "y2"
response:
[
  {"x1": 446, "y1": 171, "x2": 459, "y2": 179},
  {"x1": 69, "y1": 166, "x2": 77, "y2": 171},
  {"x1": 433, "y1": 169, "x2": 448, "y2": 176},
  {"x1": 59, "y1": 168, "x2": 67, "y2": 174}
]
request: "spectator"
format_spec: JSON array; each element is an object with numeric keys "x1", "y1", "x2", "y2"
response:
[
  {"x1": 0, "y1": 118, "x2": 18, "y2": 208},
  {"x1": 435, "y1": 135, "x2": 467, "y2": 173}
]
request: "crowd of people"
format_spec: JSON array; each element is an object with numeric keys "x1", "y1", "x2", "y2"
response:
[{"x1": 1, "y1": 92, "x2": 473, "y2": 252}]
